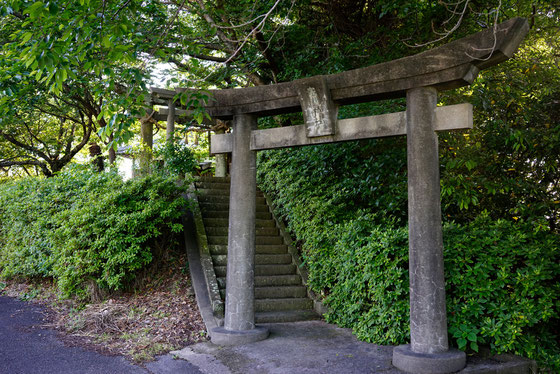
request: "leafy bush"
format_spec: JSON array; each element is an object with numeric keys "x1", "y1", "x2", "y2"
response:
[
  {"x1": 445, "y1": 216, "x2": 560, "y2": 370},
  {"x1": 0, "y1": 166, "x2": 189, "y2": 299},
  {"x1": 258, "y1": 144, "x2": 560, "y2": 371},
  {"x1": 313, "y1": 214, "x2": 410, "y2": 345},
  {"x1": 154, "y1": 139, "x2": 198, "y2": 177}
]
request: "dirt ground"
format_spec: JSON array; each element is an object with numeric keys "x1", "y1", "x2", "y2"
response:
[{"x1": 0, "y1": 253, "x2": 207, "y2": 362}]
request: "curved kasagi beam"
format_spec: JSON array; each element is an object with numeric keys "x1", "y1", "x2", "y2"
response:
[{"x1": 151, "y1": 18, "x2": 528, "y2": 119}]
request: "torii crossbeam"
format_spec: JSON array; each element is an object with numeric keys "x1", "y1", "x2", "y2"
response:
[{"x1": 150, "y1": 18, "x2": 528, "y2": 374}]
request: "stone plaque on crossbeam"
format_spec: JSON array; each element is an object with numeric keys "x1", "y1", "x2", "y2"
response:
[{"x1": 296, "y1": 76, "x2": 338, "y2": 137}]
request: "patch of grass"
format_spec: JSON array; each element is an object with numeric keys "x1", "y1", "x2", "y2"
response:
[
  {"x1": 95, "y1": 333, "x2": 112, "y2": 343},
  {"x1": 18, "y1": 288, "x2": 40, "y2": 301},
  {"x1": 65, "y1": 311, "x2": 86, "y2": 332},
  {"x1": 127, "y1": 306, "x2": 146, "y2": 319},
  {"x1": 152, "y1": 310, "x2": 170, "y2": 319}
]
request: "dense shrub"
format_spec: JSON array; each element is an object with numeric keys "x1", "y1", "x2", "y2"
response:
[
  {"x1": 154, "y1": 140, "x2": 198, "y2": 177},
  {"x1": 0, "y1": 166, "x2": 188, "y2": 299},
  {"x1": 445, "y1": 216, "x2": 560, "y2": 370},
  {"x1": 258, "y1": 145, "x2": 560, "y2": 371}
]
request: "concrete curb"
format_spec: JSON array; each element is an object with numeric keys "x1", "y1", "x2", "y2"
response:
[
  {"x1": 189, "y1": 184, "x2": 224, "y2": 321},
  {"x1": 183, "y1": 194, "x2": 221, "y2": 339}
]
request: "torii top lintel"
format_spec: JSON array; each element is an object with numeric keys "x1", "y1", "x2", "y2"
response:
[{"x1": 150, "y1": 18, "x2": 528, "y2": 119}]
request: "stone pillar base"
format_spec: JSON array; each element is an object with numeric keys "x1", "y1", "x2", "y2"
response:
[
  {"x1": 211, "y1": 326, "x2": 269, "y2": 346},
  {"x1": 392, "y1": 345, "x2": 466, "y2": 374}
]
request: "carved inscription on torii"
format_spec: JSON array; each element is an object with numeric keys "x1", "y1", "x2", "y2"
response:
[{"x1": 297, "y1": 76, "x2": 338, "y2": 138}]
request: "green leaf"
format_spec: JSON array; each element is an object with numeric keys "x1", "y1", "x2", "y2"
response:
[
  {"x1": 102, "y1": 35, "x2": 111, "y2": 48},
  {"x1": 21, "y1": 32, "x2": 33, "y2": 44},
  {"x1": 24, "y1": 1, "x2": 45, "y2": 19}
]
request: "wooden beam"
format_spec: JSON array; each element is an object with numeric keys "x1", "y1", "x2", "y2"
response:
[
  {"x1": 152, "y1": 18, "x2": 527, "y2": 119},
  {"x1": 210, "y1": 103, "x2": 472, "y2": 154}
]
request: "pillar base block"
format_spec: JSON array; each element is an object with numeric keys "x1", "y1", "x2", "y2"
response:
[
  {"x1": 392, "y1": 344, "x2": 466, "y2": 374},
  {"x1": 211, "y1": 326, "x2": 269, "y2": 346}
]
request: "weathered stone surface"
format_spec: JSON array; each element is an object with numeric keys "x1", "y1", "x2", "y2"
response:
[
  {"x1": 153, "y1": 107, "x2": 214, "y2": 125},
  {"x1": 210, "y1": 132, "x2": 233, "y2": 155},
  {"x1": 405, "y1": 87, "x2": 451, "y2": 356},
  {"x1": 223, "y1": 114, "x2": 258, "y2": 332},
  {"x1": 210, "y1": 103, "x2": 472, "y2": 154},
  {"x1": 211, "y1": 326, "x2": 269, "y2": 346},
  {"x1": 190, "y1": 194, "x2": 224, "y2": 319},
  {"x1": 138, "y1": 113, "x2": 154, "y2": 175},
  {"x1": 166, "y1": 99, "x2": 175, "y2": 143},
  {"x1": 213, "y1": 128, "x2": 228, "y2": 177},
  {"x1": 296, "y1": 75, "x2": 338, "y2": 137},
  {"x1": 183, "y1": 208, "x2": 222, "y2": 334},
  {"x1": 151, "y1": 18, "x2": 528, "y2": 118},
  {"x1": 210, "y1": 114, "x2": 269, "y2": 345},
  {"x1": 393, "y1": 345, "x2": 466, "y2": 374}
]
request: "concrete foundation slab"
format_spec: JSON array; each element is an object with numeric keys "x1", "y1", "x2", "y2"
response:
[{"x1": 172, "y1": 321, "x2": 535, "y2": 374}]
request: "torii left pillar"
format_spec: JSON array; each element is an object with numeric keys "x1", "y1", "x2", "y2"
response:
[{"x1": 211, "y1": 114, "x2": 269, "y2": 345}]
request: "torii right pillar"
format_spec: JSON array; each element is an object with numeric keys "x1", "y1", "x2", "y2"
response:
[{"x1": 392, "y1": 87, "x2": 466, "y2": 374}]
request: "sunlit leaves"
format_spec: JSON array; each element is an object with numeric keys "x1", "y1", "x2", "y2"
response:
[{"x1": 1, "y1": 0, "x2": 167, "y2": 143}]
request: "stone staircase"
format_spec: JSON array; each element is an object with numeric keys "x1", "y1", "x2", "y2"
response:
[{"x1": 195, "y1": 176, "x2": 318, "y2": 323}]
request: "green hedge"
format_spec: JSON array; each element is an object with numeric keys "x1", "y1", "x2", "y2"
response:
[
  {"x1": 0, "y1": 166, "x2": 188, "y2": 299},
  {"x1": 258, "y1": 144, "x2": 560, "y2": 371}
]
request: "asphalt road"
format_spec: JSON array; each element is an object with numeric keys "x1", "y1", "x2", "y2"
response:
[{"x1": 0, "y1": 295, "x2": 203, "y2": 374}]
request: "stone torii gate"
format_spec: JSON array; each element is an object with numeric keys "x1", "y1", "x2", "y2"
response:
[{"x1": 151, "y1": 18, "x2": 528, "y2": 374}]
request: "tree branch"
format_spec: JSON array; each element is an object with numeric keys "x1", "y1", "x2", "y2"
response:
[{"x1": 0, "y1": 131, "x2": 51, "y2": 161}]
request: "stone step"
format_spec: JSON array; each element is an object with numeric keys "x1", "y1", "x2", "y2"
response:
[
  {"x1": 195, "y1": 182, "x2": 231, "y2": 190},
  {"x1": 194, "y1": 177, "x2": 317, "y2": 325},
  {"x1": 209, "y1": 244, "x2": 289, "y2": 255},
  {"x1": 197, "y1": 188, "x2": 263, "y2": 197},
  {"x1": 198, "y1": 195, "x2": 267, "y2": 205},
  {"x1": 207, "y1": 236, "x2": 283, "y2": 246},
  {"x1": 207, "y1": 236, "x2": 228, "y2": 245},
  {"x1": 214, "y1": 264, "x2": 296, "y2": 277},
  {"x1": 203, "y1": 218, "x2": 275, "y2": 228},
  {"x1": 219, "y1": 286, "x2": 307, "y2": 300},
  {"x1": 217, "y1": 274, "x2": 302, "y2": 289},
  {"x1": 212, "y1": 254, "x2": 292, "y2": 266},
  {"x1": 206, "y1": 227, "x2": 279, "y2": 237},
  {"x1": 255, "y1": 310, "x2": 319, "y2": 323},
  {"x1": 255, "y1": 298, "x2": 313, "y2": 312},
  {"x1": 199, "y1": 202, "x2": 270, "y2": 213},
  {"x1": 195, "y1": 176, "x2": 230, "y2": 183},
  {"x1": 256, "y1": 236, "x2": 283, "y2": 245},
  {"x1": 202, "y1": 210, "x2": 272, "y2": 219},
  {"x1": 256, "y1": 286, "x2": 307, "y2": 299}
]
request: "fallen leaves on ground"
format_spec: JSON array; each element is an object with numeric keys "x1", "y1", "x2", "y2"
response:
[{"x1": 0, "y1": 254, "x2": 208, "y2": 362}]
